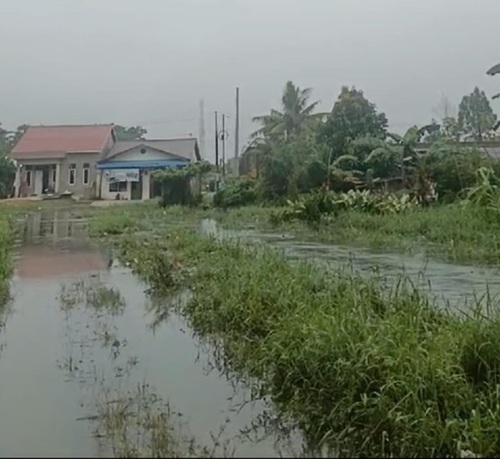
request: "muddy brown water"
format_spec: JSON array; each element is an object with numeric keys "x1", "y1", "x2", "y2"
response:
[{"x1": 0, "y1": 211, "x2": 498, "y2": 457}]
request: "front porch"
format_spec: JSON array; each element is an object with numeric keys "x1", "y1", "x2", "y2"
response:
[{"x1": 14, "y1": 162, "x2": 62, "y2": 198}]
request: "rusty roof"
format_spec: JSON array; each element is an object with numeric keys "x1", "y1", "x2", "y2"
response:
[{"x1": 11, "y1": 124, "x2": 114, "y2": 159}]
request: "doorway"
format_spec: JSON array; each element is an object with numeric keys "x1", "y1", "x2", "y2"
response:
[
  {"x1": 130, "y1": 174, "x2": 143, "y2": 200},
  {"x1": 34, "y1": 170, "x2": 43, "y2": 195}
]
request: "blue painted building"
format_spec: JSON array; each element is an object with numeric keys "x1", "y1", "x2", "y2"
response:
[{"x1": 96, "y1": 138, "x2": 200, "y2": 200}]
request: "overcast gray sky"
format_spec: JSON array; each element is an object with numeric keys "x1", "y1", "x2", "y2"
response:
[{"x1": 1, "y1": 0, "x2": 499, "y2": 161}]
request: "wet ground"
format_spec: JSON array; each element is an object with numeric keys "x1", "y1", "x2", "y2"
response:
[
  {"x1": 201, "y1": 219, "x2": 500, "y2": 309},
  {"x1": 0, "y1": 210, "x2": 498, "y2": 457},
  {"x1": 0, "y1": 211, "x2": 302, "y2": 457}
]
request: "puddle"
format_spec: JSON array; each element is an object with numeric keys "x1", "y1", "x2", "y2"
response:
[{"x1": 0, "y1": 211, "x2": 304, "y2": 457}]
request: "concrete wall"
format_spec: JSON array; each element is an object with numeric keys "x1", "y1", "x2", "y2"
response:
[
  {"x1": 58, "y1": 153, "x2": 100, "y2": 199},
  {"x1": 98, "y1": 170, "x2": 152, "y2": 200},
  {"x1": 99, "y1": 175, "x2": 131, "y2": 200},
  {"x1": 111, "y1": 146, "x2": 179, "y2": 162}
]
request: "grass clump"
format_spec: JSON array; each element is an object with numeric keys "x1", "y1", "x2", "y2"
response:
[
  {"x1": 94, "y1": 384, "x2": 230, "y2": 458},
  {"x1": 0, "y1": 215, "x2": 13, "y2": 307},
  {"x1": 117, "y1": 230, "x2": 500, "y2": 457},
  {"x1": 213, "y1": 178, "x2": 258, "y2": 209}
]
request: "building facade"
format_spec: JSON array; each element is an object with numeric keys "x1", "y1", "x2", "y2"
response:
[
  {"x1": 11, "y1": 124, "x2": 115, "y2": 199},
  {"x1": 96, "y1": 139, "x2": 200, "y2": 200}
]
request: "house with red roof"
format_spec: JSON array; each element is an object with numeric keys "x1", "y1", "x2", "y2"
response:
[
  {"x1": 11, "y1": 124, "x2": 115, "y2": 199},
  {"x1": 10, "y1": 124, "x2": 201, "y2": 200}
]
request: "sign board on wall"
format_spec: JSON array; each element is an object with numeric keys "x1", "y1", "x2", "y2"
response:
[{"x1": 105, "y1": 169, "x2": 139, "y2": 182}]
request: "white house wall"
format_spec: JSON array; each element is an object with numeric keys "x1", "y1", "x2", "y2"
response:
[
  {"x1": 111, "y1": 146, "x2": 179, "y2": 162},
  {"x1": 98, "y1": 170, "x2": 151, "y2": 200}
]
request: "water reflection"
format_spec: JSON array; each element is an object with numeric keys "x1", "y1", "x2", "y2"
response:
[
  {"x1": 16, "y1": 210, "x2": 112, "y2": 281},
  {"x1": 0, "y1": 211, "x2": 306, "y2": 458}
]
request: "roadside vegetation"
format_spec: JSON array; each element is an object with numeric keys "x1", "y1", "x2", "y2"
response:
[
  {"x1": 0, "y1": 212, "x2": 13, "y2": 309},
  {"x1": 98, "y1": 228, "x2": 500, "y2": 458}
]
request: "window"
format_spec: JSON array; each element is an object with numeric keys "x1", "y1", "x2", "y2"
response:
[
  {"x1": 109, "y1": 181, "x2": 127, "y2": 193},
  {"x1": 52, "y1": 167, "x2": 57, "y2": 184},
  {"x1": 68, "y1": 163, "x2": 76, "y2": 186},
  {"x1": 26, "y1": 170, "x2": 32, "y2": 187},
  {"x1": 83, "y1": 163, "x2": 90, "y2": 186}
]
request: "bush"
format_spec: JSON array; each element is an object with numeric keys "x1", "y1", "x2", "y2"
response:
[
  {"x1": 271, "y1": 189, "x2": 417, "y2": 223},
  {"x1": 213, "y1": 178, "x2": 257, "y2": 209}
]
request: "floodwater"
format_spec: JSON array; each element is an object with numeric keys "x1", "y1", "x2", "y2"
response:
[
  {"x1": 0, "y1": 211, "x2": 303, "y2": 458},
  {"x1": 1, "y1": 211, "x2": 498, "y2": 458},
  {"x1": 201, "y1": 219, "x2": 500, "y2": 309}
]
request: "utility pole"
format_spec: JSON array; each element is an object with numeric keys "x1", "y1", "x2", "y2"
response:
[
  {"x1": 234, "y1": 87, "x2": 240, "y2": 175},
  {"x1": 221, "y1": 113, "x2": 226, "y2": 178},
  {"x1": 214, "y1": 111, "x2": 219, "y2": 189},
  {"x1": 198, "y1": 99, "x2": 206, "y2": 159}
]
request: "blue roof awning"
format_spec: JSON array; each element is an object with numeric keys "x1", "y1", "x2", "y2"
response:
[{"x1": 96, "y1": 159, "x2": 189, "y2": 170}]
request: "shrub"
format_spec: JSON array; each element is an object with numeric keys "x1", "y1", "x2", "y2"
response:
[
  {"x1": 213, "y1": 178, "x2": 257, "y2": 209},
  {"x1": 271, "y1": 190, "x2": 417, "y2": 223}
]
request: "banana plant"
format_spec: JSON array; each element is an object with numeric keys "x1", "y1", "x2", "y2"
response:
[{"x1": 354, "y1": 124, "x2": 439, "y2": 188}]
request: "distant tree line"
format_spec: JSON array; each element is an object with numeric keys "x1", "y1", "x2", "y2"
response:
[{"x1": 231, "y1": 79, "x2": 500, "y2": 207}]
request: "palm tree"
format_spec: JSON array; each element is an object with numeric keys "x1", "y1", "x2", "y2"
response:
[
  {"x1": 355, "y1": 125, "x2": 437, "y2": 187},
  {"x1": 252, "y1": 81, "x2": 326, "y2": 140}
]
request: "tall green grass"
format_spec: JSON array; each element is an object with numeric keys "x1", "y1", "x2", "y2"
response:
[
  {"x1": 119, "y1": 231, "x2": 500, "y2": 457},
  {"x1": 0, "y1": 216, "x2": 12, "y2": 307},
  {"x1": 212, "y1": 203, "x2": 500, "y2": 265}
]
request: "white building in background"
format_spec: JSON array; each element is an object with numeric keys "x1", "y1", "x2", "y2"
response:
[{"x1": 96, "y1": 138, "x2": 201, "y2": 200}]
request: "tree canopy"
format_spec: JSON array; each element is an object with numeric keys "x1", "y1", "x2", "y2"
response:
[
  {"x1": 458, "y1": 87, "x2": 497, "y2": 141},
  {"x1": 114, "y1": 125, "x2": 147, "y2": 141},
  {"x1": 252, "y1": 81, "x2": 324, "y2": 141},
  {"x1": 321, "y1": 86, "x2": 388, "y2": 159}
]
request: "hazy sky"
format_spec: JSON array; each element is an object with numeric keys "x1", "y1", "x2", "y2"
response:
[{"x1": 1, "y1": 0, "x2": 500, "y2": 161}]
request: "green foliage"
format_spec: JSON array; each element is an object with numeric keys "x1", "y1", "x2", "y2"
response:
[
  {"x1": 213, "y1": 178, "x2": 257, "y2": 209},
  {"x1": 113, "y1": 125, "x2": 147, "y2": 141},
  {"x1": 321, "y1": 86, "x2": 388, "y2": 159},
  {"x1": 463, "y1": 166, "x2": 500, "y2": 210},
  {"x1": 356, "y1": 124, "x2": 438, "y2": 187},
  {"x1": 88, "y1": 212, "x2": 139, "y2": 237},
  {"x1": 154, "y1": 162, "x2": 212, "y2": 207},
  {"x1": 118, "y1": 229, "x2": 500, "y2": 457},
  {"x1": 10, "y1": 124, "x2": 29, "y2": 149},
  {"x1": 0, "y1": 154, "x2": 15, "y2": 198},
  {"x1": 0, "y1": 216, "x2": 12, "y2": 308},
  {"x1": 272, "y1": 190, "x2": 417, "y2": 223},
  {"x1": 241, "y1": 82, "x2": 500, "y2": 209},
  {"x1": 119, "y1": 236, "x2": 182, "y2": 294},
  {"x1": 426, "y1": 142, "x2": 495, "y2": 202},
  {"x1": 0, "y1": 124, "x2": 13, "y2": 152},
  {"x1": 252, "y1": 81, "x2": 324, "y2": 141},
  {"x1": 458, "y1": 87, "x2": 497, "y2": 141}
]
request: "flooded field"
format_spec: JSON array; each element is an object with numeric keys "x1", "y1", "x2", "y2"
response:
[
  {"x1": 201, "y1": 219, "x2": 500, "y2": 308},
  {"x1": 0, "y1": 211, "x2": 303, "y2": 457},
  {"x1": 0, "y1": 210, "x2": 498, "y2": 457}
]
